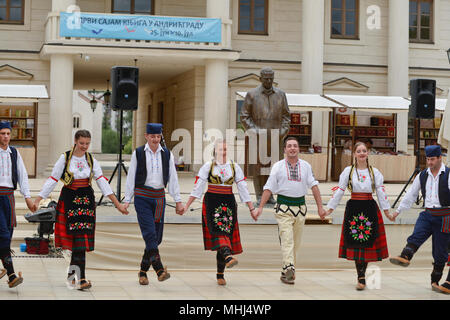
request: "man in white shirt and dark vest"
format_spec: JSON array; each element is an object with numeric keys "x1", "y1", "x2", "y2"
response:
[
  {"x1": 0, "y1": 121, "x2": 35, "y2": 288},
  {"x1": 254, "y1": 136, "x2": 327, "y2": 284},
  {"x1": 124, "y1": 123, "x2": 183, "y2": 285},
  {"x1": 390, "y1": 145, "x2": 450, "y2": 294}
]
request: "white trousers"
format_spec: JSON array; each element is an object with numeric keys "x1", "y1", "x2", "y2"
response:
[{"x1": 274, "y1": 209, "x2": 306, "y2": 270}]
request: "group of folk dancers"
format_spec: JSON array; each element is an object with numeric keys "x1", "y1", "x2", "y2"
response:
[{"x1": 0, "y1": 121, "x2": 449, "y2": 294}]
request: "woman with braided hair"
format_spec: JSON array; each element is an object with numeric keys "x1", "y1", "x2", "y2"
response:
[
  {"x1": 326, "y1": 142, "x2": 394, "y2": 290},
  {"x1": 180, "y1": 139, "x2": 255, "y2": 286},
  {"x1": 34, "y1": 130, "x2": 128, "y2": 290}
]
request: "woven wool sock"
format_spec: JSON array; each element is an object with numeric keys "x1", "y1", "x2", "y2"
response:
[
  {"x1": 0, "y1": 248, "x2": 15, "y2": 278},
  {"x1": 216, "y1": 250, "x2": 226, "y2": 274},
  {"x1": 355, "y1": 261, "x2": 368, "y2": 284},
  {"x1": 431, "y1": 262, "x2": 445, "y2": 284}
]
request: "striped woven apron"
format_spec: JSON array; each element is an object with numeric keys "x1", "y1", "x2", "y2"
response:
[{"x1": 426, "y1": 207, "x2": 450, "y2": 233}]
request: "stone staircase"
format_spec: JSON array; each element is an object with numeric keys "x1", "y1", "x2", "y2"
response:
[
  {"x1": 11, "y1": 188, "x2": 423, "y2": 250},
  {"x1": 10, "y1": 157, "x2": 424, "y2": 250}
]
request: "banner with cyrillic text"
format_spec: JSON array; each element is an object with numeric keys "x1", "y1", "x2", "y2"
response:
[{"x1": 60, "y1": 12, "x2": 222, "y2": 43}]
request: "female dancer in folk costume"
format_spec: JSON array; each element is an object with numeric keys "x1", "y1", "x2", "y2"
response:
[
  {"x1": 326, "y1": 142, "x2": 394, "y2": 290},
  {"x1": 34, "y1": 130, "x2": 128, "y2": 290},
  {"x1": 180, "y1": 139, "x2": 256, "y2": 285}
]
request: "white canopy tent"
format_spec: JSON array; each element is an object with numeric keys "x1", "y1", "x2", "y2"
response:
[
  {"x1": 324, "y1": 94, "x2": 411, "y2": 113},
  {"x1": 0, "y1": 84, "x2": 49, "y2": 102},
  {"x1": 236, "y1": 92, "x2": 413, "y2": 112},
  {"x1": 436, "y1": 98, "x2": 448, "y2": 112},
  {"x1": 236, "y1": 92, "x2": 341, "y2": 111}
]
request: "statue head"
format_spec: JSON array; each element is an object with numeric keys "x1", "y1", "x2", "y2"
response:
[{"x1": 260, "y1": 67, "x2": 274, "y2": 90}]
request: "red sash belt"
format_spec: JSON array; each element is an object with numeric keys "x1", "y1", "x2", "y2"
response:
[
  {"x1": 351, "y1": 193, "x2": 373, "y2": 200},
  {"x1": 426, "y1": 207, "x2": 450, "y2": 217},
  {"x1": 135, "y1": 186, "x2": 165, "y2": 199},
  {"x1": 207, "y1": 185, "x2": 233, "y2": 194},
  {"x1": 66, "y1": 179, "x2": 90, "y2": 190}
]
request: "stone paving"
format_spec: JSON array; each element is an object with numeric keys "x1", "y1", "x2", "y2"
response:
[{"x1": 2, "y1": 169, "x2": 449, "y2": 300}]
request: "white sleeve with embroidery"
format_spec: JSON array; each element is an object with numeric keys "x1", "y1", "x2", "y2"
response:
[
  {"x1": 124, "y1": 150, "x2": 137, "y2": 203},
  {"x1": 234, "y1": 163, "x2": 251, "y2": 203},
  {"x1": 326, "y1": 166, "x2": 351, "y2": 210},
  {"x1": 304, "y1": 161, "x2": 319, "y2": 189},
  {"x1": 374, "y1": 168, "x2": 391, "y2": 210},
  {"x1": 263, "y1": 161, "x2": 280, "y2": 194},
  {"x1": 93, "y1": 158, "x2": 113, "y2": 196},
  {"x1": 167, "y1": 151, "x2": 182, "y2": 203},
  {"x1": 190, "y1": 162, "x2": 210, "y2": 199},
  {"x1": 39, "y1": 154, "x2": 66, "y2": 199},
  {"x1": 396, "y1": 174, "x2": 421, "y2": 214},
  {"x1": 16, "y1": 151, "x2": 31, "y2": 198}
]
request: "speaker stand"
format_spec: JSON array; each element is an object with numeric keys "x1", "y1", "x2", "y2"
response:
[
  {"x1": 392, "y1": 118, "x2": 422, "y2": 208},
  {"x1": 98, "y1": 110, "x2": 128, "y2": 205}
]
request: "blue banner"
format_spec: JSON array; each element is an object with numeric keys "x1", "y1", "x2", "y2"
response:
[{"x1": 60, "y1": 12, "x2": 222, "y2": 43}]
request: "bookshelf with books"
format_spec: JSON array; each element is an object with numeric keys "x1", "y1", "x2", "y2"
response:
[
  {"x1": 334, "y1": 111, "x2": 397, "y2": 152},
  {"x1": 332, "y1": 109, "x2": 401, "y2": 181},
  {"x1": 288, "y1": 111, "x2": 312, "y2": 151},
  {"x1": 0, "y1": 104, "x2": 37, "y2": 177},
  {"x1": 418, "y1": 115, "x2": 447, "y2": 168}
]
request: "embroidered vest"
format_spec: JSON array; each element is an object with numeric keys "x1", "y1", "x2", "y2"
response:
[
  {"x1": 347, "y1": 165, "x2": 376, "y2": 193},
  {"x1": 9, "y1": 146, "x2": 18, "y2": 190},
  {"x1": 208, "y1": 160, "x2": 235, "y2": 185},
  {"x1": 61, "y1": 147, "x2": 94, "y2": 186},
  {"x1": 419, "y1": 166, "x2": 450, "y2": 207},
  {"x1": 135, "y1": 145, "x2": 171, "y2": 188}
]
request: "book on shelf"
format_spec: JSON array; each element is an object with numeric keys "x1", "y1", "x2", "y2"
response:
[
  {"x1": 26, "y1": 119, "x2": 34, "y2": 129},
  {"x1": 291, "y1": 113, "x2": 300, "y2": 124},
  {"x1": 434, "y1": 117, "x2": 441, "y2": 129},
  {"x1": 420, "y1": 119, "x2": 434, "y2": 128},
  {"x1": 300, "y1": 113, "x2": 309, "y2": 125},
  {"x1": 11, "y1": 128, "x2": 18, "y2": 139},
  {"x1": 25, "y1": 129, "x2": 33, "y2": 139}
]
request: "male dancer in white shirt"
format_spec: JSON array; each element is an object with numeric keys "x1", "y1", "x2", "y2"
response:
[
  {"x1": 254, "y1": 136, "x2": 327, "y2": 284},
  {"x1": 390, "y1": 145, "x2": 450, "y2": 294},
  {"x1": 0, "y1": 121, "x2": 35, "y2": 288},
  {"x1": 124, "y1": 123, "x2": 183, "y2": 285}
]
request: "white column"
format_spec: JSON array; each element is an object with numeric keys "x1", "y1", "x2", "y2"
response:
[
  {"x1": 52, "y1": 0, "x2": 76, "y2": 11},
  {"x1": 302, "y1": 0, "x2": 325, "y2": 148},
  {"x1": 49, "y1": 54, "x2": 74, "y2": 165},
  {"x1": 388, "y1": 0, "x2": 409, "y2": 152},
  {"x1": 204, "y1": 59, "x2": 229, "y2": 137},
  {"x1": 206, "y1": 0, "x2": 229, "y2": 18},
  {"x1": 204, "y1": 0, "x2": 230, "y2": 138}
]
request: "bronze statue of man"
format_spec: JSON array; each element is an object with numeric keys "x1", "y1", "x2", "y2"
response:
[{"x1": 240, "y1": 67, "x2": 291, "y2": 204}]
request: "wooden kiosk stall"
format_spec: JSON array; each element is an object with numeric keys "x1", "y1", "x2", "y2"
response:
[
  {"x1": 0, "y1": 85, "x2": 49, "y2": 177},
  {"x1": 236, "y1": 92, "x2": 339, "y2": 181},
  {"x1": 326, "y1": 95, "x2": 416, "y2": 182}
]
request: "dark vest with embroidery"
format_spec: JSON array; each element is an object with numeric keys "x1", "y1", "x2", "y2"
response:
[
  {"x1": 135, "y1": 145, "x2": 171, "y2": 188},
  {"x1": 61, "y1": 149, "x2": 94, "y2": 186},
  {"x1": 9, "y1": 146, "x2": 18, "y2": 190},
  {"x1": 419, "y1": 166, "x2": 450, "y2": 207},
  {"x1": 207, "y1": 160, "x2": 235, "y2": 185}
]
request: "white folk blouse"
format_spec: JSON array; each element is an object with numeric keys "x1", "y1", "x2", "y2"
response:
[
  {"x1": 326, "y1": 166, "x2": 391, "y2": 211},
  {"x1": 190, "y1": 161, "x2": 251, "y2": 203},
  {"x1": 39, "y1": 154, "x2": 113, "y2": 199}
]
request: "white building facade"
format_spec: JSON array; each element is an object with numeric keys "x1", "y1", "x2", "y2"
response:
[{"x1": 0, "y1": 0, "x2": 449, "y2": 178}]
